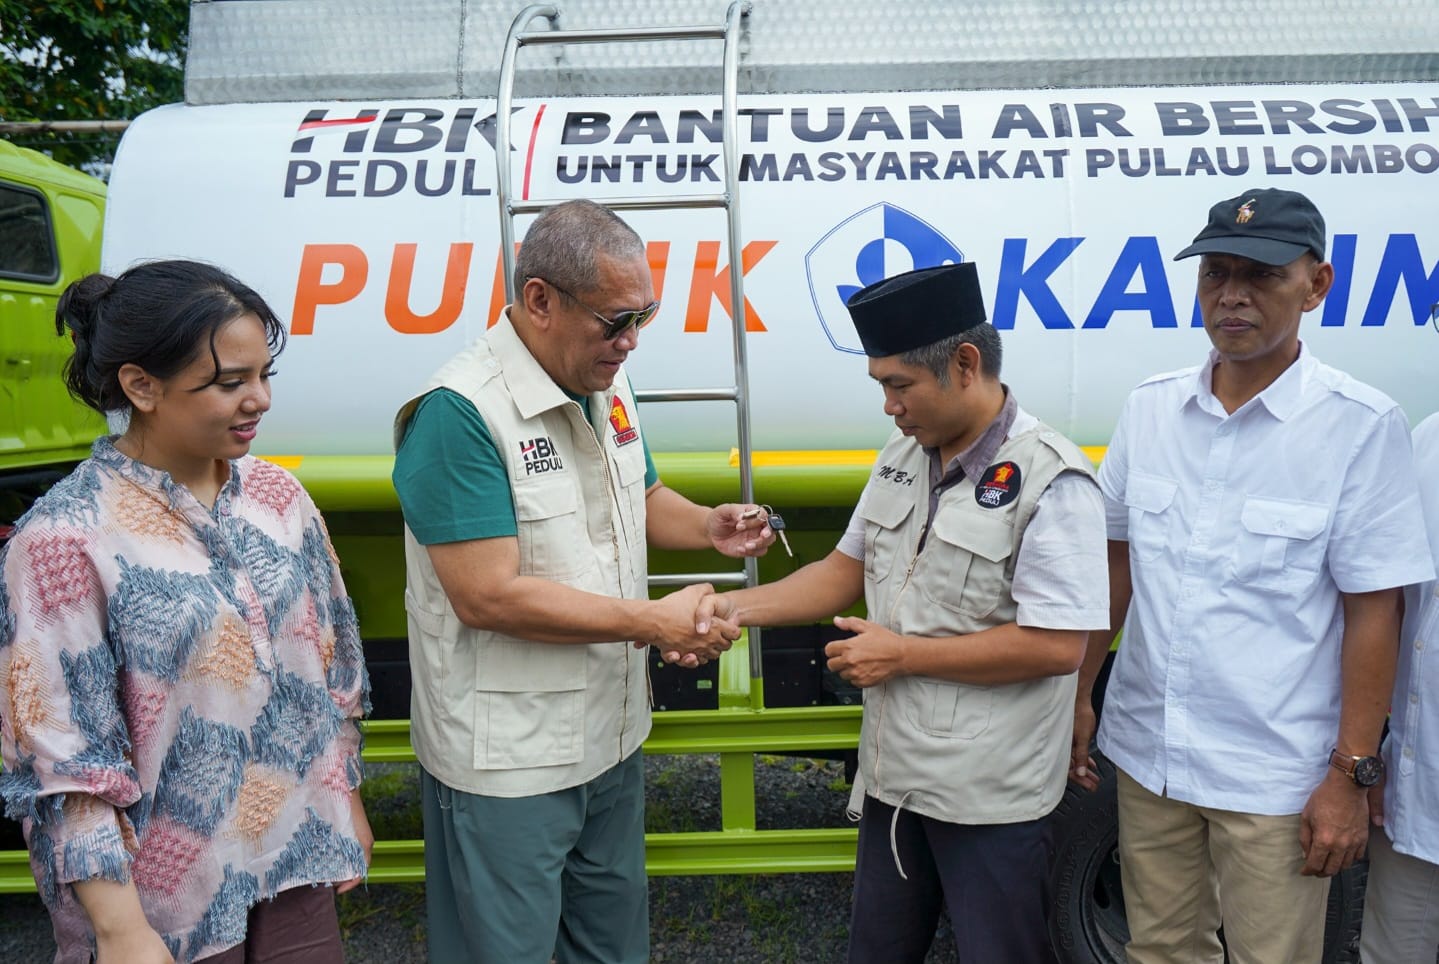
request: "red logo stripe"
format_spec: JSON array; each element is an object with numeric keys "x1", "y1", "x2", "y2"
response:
[
  {"x1": 522, "y1": 103, "x2": 547, "y2": 200},
  {"x1": 297, "y1": 116, "x2": 378, "y2": 131}
]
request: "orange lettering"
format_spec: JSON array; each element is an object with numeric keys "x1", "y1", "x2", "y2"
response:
[
  {"x1": 646, "y1": 241, "x2": 670, "y2": 304},
  {"x1": 291, "y1": 244, "x2": 368, "y2": 335},
  {"x1": 684, "y1": 240, "x2": 775, "y2": 333},
  {"x1": 385, "y1": 243, "x2": 473, "y2": 335}
]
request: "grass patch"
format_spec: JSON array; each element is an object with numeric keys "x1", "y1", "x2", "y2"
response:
[
  {"x1": 359, "y1": 763, "x2": 423, "y2": 840},
  {"x1": 337, "y1": 881, "x2": 424, "y2": 935}
]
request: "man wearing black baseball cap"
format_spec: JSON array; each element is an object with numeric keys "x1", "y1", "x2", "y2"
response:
[
  {"x1": 698, "y1": 261, "x2": 1109, "y2": 962},
  {"x1": 1070, "y1": 188, "x2": 1433, "y2": 963}
]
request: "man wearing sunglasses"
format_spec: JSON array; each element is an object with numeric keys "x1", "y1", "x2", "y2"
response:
[{"x1": 392, "y1": 199, "x2": 774, "y2": 964}]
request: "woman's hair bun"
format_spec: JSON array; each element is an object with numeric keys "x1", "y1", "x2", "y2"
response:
[{"x1": 54, "y1": 273, "x2": 116, "y2": 342}]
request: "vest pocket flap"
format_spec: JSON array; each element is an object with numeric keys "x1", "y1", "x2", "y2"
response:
[
  {"x1": 478, "y1": 637, "x2": 587, "y2": 693},
  {"x1": 930, "y1": 513, "x2": 1014, "y2": 563},
  {"x1": 1124, "y1": 472, "x2": 1178, "y2": 514},
  {"x1": 857, "y1": 494, "x2": 914, "y2": 530},
  {"x1": 1240, "y1": 497, "x2": 1329, "y2": 540},
  {"x1": 513, "y1": 481, "x2": 579, "y2": 521},
  {"x1": 614, "y1": 449, "x2": 647, "y2": 487},
  {"x1": 403, "y1": 589, "x2": 448, "y2": 637}
]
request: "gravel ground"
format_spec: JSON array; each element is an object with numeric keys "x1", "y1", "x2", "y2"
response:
[{"x1": 0, "y1": 755, "x2": 961, "y2": 963}]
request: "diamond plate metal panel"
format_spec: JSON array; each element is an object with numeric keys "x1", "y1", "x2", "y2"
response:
[
  {"x1": 187, "y1": 0, "x2": 464, "y2": 103},
  {"x1": 187, "y1": 0, "x2": 1439, "y2": 104}
]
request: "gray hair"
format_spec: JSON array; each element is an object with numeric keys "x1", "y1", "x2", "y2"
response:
[
  {"x1": 899, "y1": 323, "x2": 1003, "y2": 385},
  {"x1": 513, "y1": 199, "x2": 645, "y2": 298}
]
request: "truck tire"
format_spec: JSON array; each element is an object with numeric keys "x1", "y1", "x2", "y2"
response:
[
  {"x1": 1049, "y1": 753, "x2": 1127, "y2": 963},
  {"x1": 1048, "y1": 752, "x2": 1366, "y2": 964}
]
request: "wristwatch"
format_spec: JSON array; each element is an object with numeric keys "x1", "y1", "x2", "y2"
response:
[{"x1": 1328, "y1": 749, "x2": 1384, "y2": 788}]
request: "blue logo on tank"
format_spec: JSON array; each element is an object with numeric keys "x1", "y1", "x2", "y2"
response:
[{"x1": 806, "y1": 203, "x2": 965, "y2": 354}]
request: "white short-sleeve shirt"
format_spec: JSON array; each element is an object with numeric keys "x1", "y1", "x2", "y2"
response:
[
  {"x1": 1382, "y1": 412, "x2": 1439, "y2": 864},
  {"x1": 1097, "y1": 346, "x2": 1434, "y2": 815}
]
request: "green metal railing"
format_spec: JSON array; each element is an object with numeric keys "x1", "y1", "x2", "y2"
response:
[{"x1": 0, "y1": 634, "x2": 862, "y2": 894}]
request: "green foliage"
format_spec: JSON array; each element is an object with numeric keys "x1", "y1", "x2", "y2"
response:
[{"x1": 0, "y1": 0, "x2": 189, "y2": 169}]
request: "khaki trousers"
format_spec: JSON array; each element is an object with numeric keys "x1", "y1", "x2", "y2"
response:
[
  {"x1": 1359, "y1": 826, "x2": 1439, "y2": 964},
  {"x1": 1116, "y1": 768, "x2": 1329, "y2": 964}
]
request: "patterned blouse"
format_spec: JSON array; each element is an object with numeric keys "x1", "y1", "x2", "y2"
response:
[{"x1": 0, "y1": 438, "x2": 369, "y2": 963}]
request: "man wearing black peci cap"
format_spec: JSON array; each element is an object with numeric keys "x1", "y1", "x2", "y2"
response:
[
  {"x1": 697, "y1": 261, "x2": 1109, "y2": 962},
  {"x1": 1069, "y1": 188, "x2": 1433, "y2": 962}
]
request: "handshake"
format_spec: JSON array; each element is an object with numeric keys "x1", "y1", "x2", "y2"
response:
[
  {"x1": 630, "y1": 500, "x2": 781, "y2": 669},
  {"x1": 633, "y1": 582, "x2": 742, "y2": 669}
]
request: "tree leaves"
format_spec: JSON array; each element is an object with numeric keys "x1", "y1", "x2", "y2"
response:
[{"x1": 0, "y1": 0, "x2": 188, "y2": 170}]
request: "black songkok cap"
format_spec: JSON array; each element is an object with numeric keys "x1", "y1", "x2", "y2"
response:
[
  {"x1": 1174, "y1": 187, "x2": 1326, "y2": 265},
  {"x1": 844, "y1": 262, "x2": 986, "y2": 358}
]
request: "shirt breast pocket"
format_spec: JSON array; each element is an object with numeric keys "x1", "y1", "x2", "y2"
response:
[
  {"x1": 924, "y1": 512, "x2": 1014, "y2": 619},
  {"x1": 1233, "y1": 497, "x2": 1330, "y2": 593},
  {"x1": 859, "y1": 495, "x2": 914, "y2": 588},
  {"x1": 1124, "y1": 472, "x2": 1180, "y2": 563}
]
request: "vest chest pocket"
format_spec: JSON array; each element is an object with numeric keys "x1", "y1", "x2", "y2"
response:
[
  {"x1": 858, "y1": 495, "x2": 915, "y2": 588},
  {"x1": 514, "y1": 481, "x2": 588, "y2": 579},
  {"x1": 1124, "y1": 472, "x2": 1180, "y2": 564},
  {"x1": 1232, "y1": 497, "x2": 1330, "y2": 593},
  {"x1": 923, "y1": 511, "x2": 1015, "y2": 619}
]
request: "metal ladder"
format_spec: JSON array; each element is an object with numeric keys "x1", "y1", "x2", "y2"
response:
[{"x1": 493, "y1": 1, "x2": 767, "y2": 687}]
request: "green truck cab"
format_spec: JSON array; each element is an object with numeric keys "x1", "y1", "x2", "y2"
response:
[{"x1": 0, "y1": 140, "x2": 107, "y2": 533}]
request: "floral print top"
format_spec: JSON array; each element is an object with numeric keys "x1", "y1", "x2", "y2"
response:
[{"x1": 0, "y1": 438, "x2": 369, "y2": 963}]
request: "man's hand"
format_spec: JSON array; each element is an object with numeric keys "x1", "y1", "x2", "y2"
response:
[
  {"x1": 825, "y1": 616, "x2": 906, "y2": 687},
  {"x1": 336, "y1": 787, "x2": 373, "y2": 894},
  {"x1": 659, "y1": 591, "x2": 742, "y2": 669},
  {"x1": 640, "y1": 583, "x2": 740, "y2": 666},
  {"x1": 1069, "y1": 696, "x2": 1101, "y2": 792},
  {"x1": 1299, "y1": 769, "x2": 1370, "y2": 877},
  {"x1": 705, "y1": 504, "x2": 775, "y2": 558},
  {"x1": 695, "y1": 591, "x2": 738, "y2": 636}
]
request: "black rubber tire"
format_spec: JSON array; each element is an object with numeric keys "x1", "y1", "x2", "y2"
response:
[
  {"x1": 1049, "y1": 752, "x2": 1366, "y2": 964},
  {"x1": 1049, "y1": 753, "x2": 1128, "y2": 964}
]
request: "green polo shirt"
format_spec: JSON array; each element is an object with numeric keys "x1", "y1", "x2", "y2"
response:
[{"x1": 393, "y1": 388, "x2": 658, "y2": 545}]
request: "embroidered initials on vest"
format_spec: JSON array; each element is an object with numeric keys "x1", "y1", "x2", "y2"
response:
[{"x1": 519, "y1": 436, "x2": 565, "y2": 475}]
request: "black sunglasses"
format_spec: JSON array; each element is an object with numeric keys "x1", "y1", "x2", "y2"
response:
[
  {"x1": 1431, "y1": 301, "x2": 1438, "y2": 334},
  {"x1": 529, "y1": 276, "x2": 660, "y2": 340}
]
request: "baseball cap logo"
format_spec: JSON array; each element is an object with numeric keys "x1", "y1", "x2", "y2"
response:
[{"x1": 1235, "y1": 199, "x2": 1256, "y2": 224}]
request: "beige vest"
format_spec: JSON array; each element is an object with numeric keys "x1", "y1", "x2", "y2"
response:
[
  {"x1": 853, "y1": 421, "x2": 1095, "y2": 824},
  {"x1": 393, "y1": 314, "x2": 651, "y2": 797}
]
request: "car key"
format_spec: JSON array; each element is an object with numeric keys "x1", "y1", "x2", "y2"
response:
[{"x1": 767, "y1": 510, "x2": 793, "y2": 557}]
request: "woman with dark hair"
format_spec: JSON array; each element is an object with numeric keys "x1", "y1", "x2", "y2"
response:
[{"x1": 0, "y1": 260, "x2": 371, "y2": 963}]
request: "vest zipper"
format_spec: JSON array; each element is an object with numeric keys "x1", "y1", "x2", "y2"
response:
[
  {"x1": 873, "y1": 548, "x2": 920, "y2": 796},
  {"x1": 578, "y1": 398, "x2": 633, "y2": 764}
]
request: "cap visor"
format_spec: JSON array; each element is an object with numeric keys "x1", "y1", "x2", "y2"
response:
[{"x1": 1173, "y1": 237, "x2": 1312, "y2": 266}]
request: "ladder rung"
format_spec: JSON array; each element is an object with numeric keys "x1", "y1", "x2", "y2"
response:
[
  {"x1": 636, "y1": 388, "x2": 738, "y2": 403},
  {"x1": 650, "y1": 572, "x2": 749, "y2": 588},
  {"x1": 519, "y1": 25, "x2": 727, "y2": 46},
  {"x1": 511, "y1": 195, "x2": 729, "y2": 215}
]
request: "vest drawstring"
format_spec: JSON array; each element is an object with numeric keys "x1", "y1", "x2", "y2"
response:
[{"x1": 889, "y1": 788, "x2": 918, "y2": 880}]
